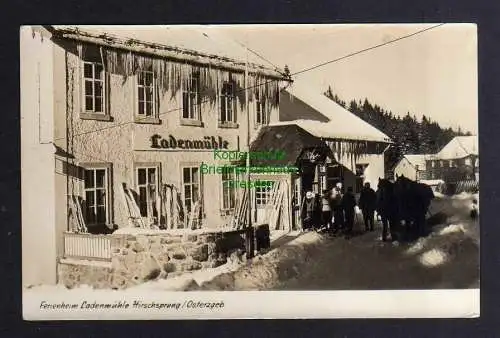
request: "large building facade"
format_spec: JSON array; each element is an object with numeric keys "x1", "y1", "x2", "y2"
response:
[
  {"x1": 22, "y1": 26, "x2": 288, "y2": 286},
  {"x1": 22, "y1": 26, "x2": 392, "y2": 287}
]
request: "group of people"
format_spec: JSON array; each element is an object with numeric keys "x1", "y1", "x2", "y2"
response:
[{"x1": 300, "y1": 182, "x2": 378, "y2": 239}]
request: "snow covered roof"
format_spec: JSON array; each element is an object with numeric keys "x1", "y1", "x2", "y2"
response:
[
  {"x1": 402, "y1": 154, "x2": 428, "y2": 169},
  {"x1": 274, "y1": 81, "x2": 392, "y2": 143},
  {"x1": 432, "y1": 136, "x2": 479, "y2": 160},
  {"x1": 48, "y1": 25, "x2": 286, "y2": 79}
]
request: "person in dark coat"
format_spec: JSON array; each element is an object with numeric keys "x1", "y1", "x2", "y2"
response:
[
  {"x1": 358, "y1": 182, "x2": 377, "y2": 232},
  {"x1": 331, "y1": 183, "x2": 344, "y2": 234},
  {"x1": 342, "y1": 186, "x2": 357, "y2": 237},
  {"x1": 320, "y1": 189, "x2": 333, "y2": 232},
  {"x1": 301, "y1": 191, "x2": 320, "y2": 231}
]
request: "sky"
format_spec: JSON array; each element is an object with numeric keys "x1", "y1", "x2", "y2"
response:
[
  {"x1": 218, "y1": 24, "x2": 478, "y2": 134},
  {"x1": 74, "y1": 24, "x2": 478, "y2": 134}
]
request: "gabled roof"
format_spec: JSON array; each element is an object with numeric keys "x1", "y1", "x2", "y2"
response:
[
  {"x1": 247, "y1": 124, "x2": 333, "y2": 166},
  {"x1": 401, "y1": 154, "x2": 428, "y2": 169},
  {"x1": 274, "y1": 81, "x2": 392, "y2": 143},
  {"x1": 47, "y1": 25, "x2": 287, "y2": 79},
  {"x1": 432, "y1": 136, "x2": 479, "y2": 160}
]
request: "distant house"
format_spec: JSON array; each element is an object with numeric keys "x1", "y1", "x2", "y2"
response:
[
  {"x1": 426, "y1": 136, "x2": 479, "y2": 183},
  {"x1": 393, "y1": 154, "x2": 429, "y2": 181}
]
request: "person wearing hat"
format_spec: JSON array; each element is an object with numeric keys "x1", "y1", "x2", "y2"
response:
[
  {"x1": 331, "y1": 183, "x2": 344, "y2": 234},
  {"x1": 300, "y1": 191, "x2": 320, "y2": 231}
]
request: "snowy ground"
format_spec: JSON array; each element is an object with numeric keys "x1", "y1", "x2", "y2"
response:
[
  {"x1": 193, "y1": 192, "x2": 479, "y2": 291},
  {"x1": 25, "y1": 193, "x2": 479, "y2": 295}
]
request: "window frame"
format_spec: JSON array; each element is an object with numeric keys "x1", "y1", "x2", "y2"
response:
[
  {"x1": 181, "y1": 71, "x2": 203, "y2": 127},
  {"x1": 219, "y1": 77, "x2": 238, "y2": 128},
  {"x1": 180, "y1": 164, "x2": 204, "y2": 228},
  {"x1": 255, "y1": 91, "x2": 269, "y2": 127},
  {"x1": 134, "y1": 68, "x2": 161, "y2": 124},
  {"x1": 134, "y1": 162, "x2": 161, "y2": 218},
  {"x1": 220, "y1": 167, "x2": 236, "y2": 211},
  {"x1": 79, "y1": 46, "x2": 111, "y2": 122},
  {"x1": 79, "y1": 162, "x2": 113, "y2": 227},
  {"x1": 255, "y1": 184, "x2": 273, "y2": 209}
]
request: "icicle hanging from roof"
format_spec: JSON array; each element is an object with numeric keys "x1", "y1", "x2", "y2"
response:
[{"x1": 87, "y1": 41, "x2": 282, "y2": 114}]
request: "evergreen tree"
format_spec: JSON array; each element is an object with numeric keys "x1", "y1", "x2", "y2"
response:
[{"x1": 322, "y1": 88, "x2": 472, "y2": 176}]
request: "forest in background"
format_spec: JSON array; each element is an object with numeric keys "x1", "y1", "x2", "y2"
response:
[{"x1": 323, "y1": 85, "x2": 472, "y2": 176}]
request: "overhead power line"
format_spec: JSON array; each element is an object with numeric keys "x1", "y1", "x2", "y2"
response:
[
  {"x1": 49, "y1": 23, "x2": 445, "y2": 143},
  {"x1": 293, "y1": 23, "x2": 445, "y2": 76}
]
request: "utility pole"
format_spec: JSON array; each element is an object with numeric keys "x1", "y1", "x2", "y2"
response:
[
  {"x1": 244, "y1": 37, "x2": 254, "y2": 258},
  {"x1": 245, "y1": 40, "x2": 252, "y2": 227}
]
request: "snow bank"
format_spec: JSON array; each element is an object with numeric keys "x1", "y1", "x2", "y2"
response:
[
  {"x1": 433, "y1": 191, "x2": 445, "y2": 198},
  {"x1": 129, "y1": 260, "x2": 244, "y2": 291},
  {"x1": 451, "y1": 192, "x2": 475, "y2": 200},
  {"x1": 439, "y1": 224, "x2": 466, "y2": 236},
  {"x1": 419, "y1": 249, "x2": 448, "y2": 267}
]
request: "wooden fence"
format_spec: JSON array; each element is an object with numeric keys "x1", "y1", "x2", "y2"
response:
[
  {"x1": 63, "y1": 232, "x2": 125, "y2": 261},
  {"x1": 454, "y1": 180, "x2": 479, "y2": 194},
  {"x1": 445, "y1": 179, "x2": 479, "y2": 195}
]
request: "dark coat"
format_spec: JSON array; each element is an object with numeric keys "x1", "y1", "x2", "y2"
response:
[
  {"x1": 341, "y1": 191, "x2": 357, "y2": 212},
  {"x1": 301, "y1": 196, "x2": 321, "y2": 222},
  {"x1": 359, "y1": 187, "x2": 377, "y2": 211}
]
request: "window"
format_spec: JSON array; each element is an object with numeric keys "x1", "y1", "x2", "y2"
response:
[
  {"x1": 220, "y1": 79, "x2": 237, "y2": 126},
  {"x1": 255, "y1": 185, "x2": 273, "y2": 207},
  {"x1": 80, "y1": 46, "x2": 110, "y2": 121},
  {"x1": 255, "y1": 92, "x2": 269, "y2": 125},
  {"x1": 83, "y1": 62, "x2": 105, "y2": 114},
  {"x1": 182, "y1": 166, "x2": 202, "y2": 215},
  {"x1": 182, "y1": 72, "x2": 201, "y2": 121},
  {"x1": 221, "y1": 170, "x2": 236, "y2": 210},
  {"x1": 135, "y1": 69, "x2": 159, "y2": 123},
  {"x1": 82, "y1": 164, "x2": 112, "y2": 226},
  {"x1": 135, "y1": 164, "x2": 160, "y2": 217},
  {"x1": 431, "y1": 161, "x2": 436, "y2": 168},
  {"x1": 465, "y1": 158, "x2": 472, "y2": 166},
  {"x1": 440, "y1": 160, "x2": 444, "y2": 168}
]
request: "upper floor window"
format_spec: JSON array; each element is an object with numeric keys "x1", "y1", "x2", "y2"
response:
[
  {"x1": 182, "y1": 72, "x2": 201, "y2": 122},
  {"x1": 255, "y1": 92, "x2": 269, "y2": 126},
  {"x1": 84, "y1": 62, "x2": 105, "y2": 113},
  {"x1": 80, "y1": 45, "x2": 111, "y2": 121},
  {"x1": 465, "y1": 158, "x2": 472, "y2": 166},
  {"x1": 431, "y1": 161, "x2": 435, "y2": 168},
  {"x1": 135, "y1": 69, "x2": 160, "y2": 123},
  {"x1": 219, "y1": 79, "x2": 237, "y2": 127}
]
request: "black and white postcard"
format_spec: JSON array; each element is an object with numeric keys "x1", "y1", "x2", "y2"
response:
[{"x1": 21, "y1": 24, "x2": 479, "y2": 319}]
